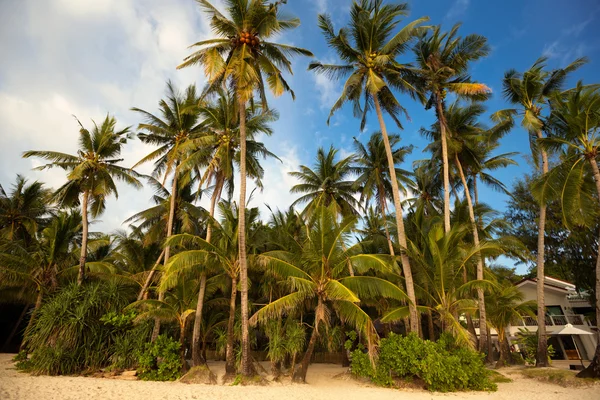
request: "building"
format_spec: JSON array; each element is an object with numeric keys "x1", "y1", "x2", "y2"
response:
[{"x1": 477, "y1": 276, "x2": 597, "y2": 361}]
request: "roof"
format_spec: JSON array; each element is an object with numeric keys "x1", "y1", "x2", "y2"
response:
[{"x1": 514, "y1": 276, "x2": 575, "y2": 293}]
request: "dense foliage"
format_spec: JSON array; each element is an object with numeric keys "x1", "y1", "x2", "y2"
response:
[
  {"x1": 2, "y1": 0, "x2": 599, "y2": 387},
  {"x1": 351, "y1": 333, "x2": 496, "y2": 392}
]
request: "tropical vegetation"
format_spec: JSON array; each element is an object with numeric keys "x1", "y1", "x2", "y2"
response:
[{"x1": 1, "y1": 0, "x2": 599, "y2": 390}]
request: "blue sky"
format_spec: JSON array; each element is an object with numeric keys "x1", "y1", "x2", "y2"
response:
[{"x1": 0, "y1": 0, "x2": 599, "y2": 273}]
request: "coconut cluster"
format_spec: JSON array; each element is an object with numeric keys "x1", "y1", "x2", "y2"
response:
[
  {"x1": 231, "y1": 31, "x2": 260, "y2": 47},
  {"x1": 365, "y1": 52, "x2": 377, "y2": 68}
]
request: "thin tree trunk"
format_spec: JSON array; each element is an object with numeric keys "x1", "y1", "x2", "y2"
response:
[
  {"x1": 495, "y1": 329, "x2": 509, "y2": 368},
  {"x1": 77, "y1": 190, "x2": 89, "y2": 285},
  {"x1": 455, "y1": 155, "x2": 489, "y2": 353},
  {"x1": 378, "y1": 187, "x2": 395, "y2": 256},
  {"x1": 137, "y1": 249, "x2": 165, "y2": 301},
  {"x1": 237, "y1": 96, "x2": 253, "y2": 377},
  {"x1": 435, "y1": 94, "x2": 451, "y2": 234},
  {"x1": 293, "y1": 298, "x2": 323, "y2": 383},
  {"x1": 577, "y1": 158, "x2": 600, "y2": 378},
  {"x1": 427, "y1": 308, "x2": 435, "y2": 341},
  {"x1": 192, "y1": 177, "x2": 222, "y2": 366},
  {"x1": 536, "y1": 140, "x2": 549, "y2": 367},
  {"x1": 3, "y1": 303, "x2": 29, "y2": 352},
  {"x1": 373, "y1": 95, "x2": 419, "y2": 333},
  {"x1": 152, "y1": 172, "x2": 178, "y2": 342},
  {"x1": 180, "y1": 322, "x2": 188, "y2": 373},
  {"x1": 225, "y1": 276, "x2": 238, "y2": 375}
]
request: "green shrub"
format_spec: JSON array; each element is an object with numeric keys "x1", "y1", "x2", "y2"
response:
[
  {"x1": 20, "y1": 281, "x2": 135, "y2": 375},
  {"x1": 137, "y1": 334, "x2": 182, "y2": 381},
  {"x1": 350, "y1": 333, "x2": 497, "y2": 392},
  {"x1": 101, "y1": 310, "x2": 151, "y2": 370}
]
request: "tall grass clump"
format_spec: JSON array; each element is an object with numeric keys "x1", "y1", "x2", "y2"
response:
[{"x1": 19, "y1": 281, "x2": 144, "y2": 375}]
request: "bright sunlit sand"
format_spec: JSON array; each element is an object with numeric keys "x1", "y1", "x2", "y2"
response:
[{"x1": 1, "y1": 354, "x2": 599, "y2": 400}]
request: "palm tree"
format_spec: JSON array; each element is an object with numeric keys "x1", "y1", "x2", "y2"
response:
[
  {"x1": 23, "y1": 115, "x2": 142, "y2": 285},
  {"x1": 132, "y1": 82, "x2": 204, "y2": 340},
  {"x1": 129, "y1": 279, "x2": 198, "y2": 372},
  {"x1": 290, "y1": 146, "x2": 360, "y2": 217},
  {"x1": 125, "y1": 177, "x2": 205, "y2": 301},
  {"x1": 413, "y1": 23, "x2": 491, "y2": 234},
  {"x1": 406, "y1": 161, "x2": 443, "y2": 216},
  {"x1": 383, "y1": 220, "x2": 502, "y2": 347},
  {"x1": 495, "y1": 56, "x2": 586, "y2": 366},
  {"x1": 485, "y1": 282, "x2": 536, "y2": 368},
  {"x1": 309, "y1": 0, "x2": 428, "y2": 332},
  {"x1": 163, "y1": 201, "x2": 261, "y2": 376},
  {"x1": 420, "y1": 100, "x2": 513, "y2": 351},
  {"x1": 352, "y1": 132, "x2": 413, "y2": 255},
  {"x1": 178, "y1": 0, "x2": 313, "y2": 375},
  {"x1": 252, "y1": 205, "x2": 406, "y2": 382},
  {"x1": 534, "y1": 83, "x2": 600, "y2": 377},
  {"x1": 0, "y1": 211, "x2": 81, "y2": 348},
  {"x1": 180, "y1": 90, "x2": 278, "y2": 366},
  {"x1": 0, "y1": 175, "x2": 52, "y2": 244}
]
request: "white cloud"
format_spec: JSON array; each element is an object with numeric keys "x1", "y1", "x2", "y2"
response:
[
  {"x1": 313, "y1": 70, "x2": 339, "y2": 110},
  {"x1": 0, "y1": 0, "x2": 212, "y2": 232}
]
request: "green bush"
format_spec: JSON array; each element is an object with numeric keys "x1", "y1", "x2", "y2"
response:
[
  {"x1": 101, "y1": 310, "x2": 152, "y2": 370},
  {"x1": 19, "y1": 281, "x2": 135, "y2": 375},
  {"x1": 137, "y1": 334, "x2": 182, "y2": 381},
  {"x1": 350, "y1": 333, "x2": 497, "y2": 392}
]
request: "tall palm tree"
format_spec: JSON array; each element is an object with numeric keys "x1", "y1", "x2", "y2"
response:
[
  {"x1": 352, "y1": 132, "x2": 413, "y2": 255},
  {"x1": 534, "y1": 83, "x2": 600, "y2": 377},
  {"x1": 290, "y1": 146, "x2": 360, "y2": 217},
  {"x1": 0, "y1": 175, "x2": 52, "y2": 244},
  {"x1": 252, "y1": 205, "x2": 406, "y2": 382},
  {"x1": 413, "y1": 23, "x2": 491, "y2": 234},
  {"x1": 180, "y1": 90, "x2": 277, "y2": 366},
  {"x1": 485, "y1": 282, "x2": 536, "y2": 368},
  {"x1": 23, "y1": 115, "x2": 142, "y2": 285},
  {"x1": 309, "y1": 0, "x2": 428, "y2": 332},
  {"x1": 420, "y1": 100, "x2": 513, "y2": 351},
  {"x1": 132, "y1": 82, "x2": 204, "y2": 340},
  {"x1": 495, "y1": 56, "x2": 586, "y2": 366},
  {"x1": 178, "y1": 0, "x2": 312, "y2": 375}
]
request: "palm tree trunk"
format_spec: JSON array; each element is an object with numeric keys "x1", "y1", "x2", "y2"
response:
[
  {"x1": 152, "y1": 172, "x2": 178, "y2": 342},
  {"x1": 455, "y1": 155, "x2": 489, "y2": 353},
  {"x1": 137, "y1": 249, "x2": 165, "y2": 301},
  {"x1": 180, "y1": 321, "x2": 188, "y2": 373},
  {"x1": 237, "y1": 96, "x2": 253, "y2": 377},
  {"x1": 225, "y1": 276, "x2": 238, "y2": 375},
  {"x1": 192, "y1": 177, "x2": 223, "y2": 367},
  {"x1": 426, "y1": 308, "x2": 435, "y2": 341},
  {"x1": 535, "y1": 141, "x2": 549, "y2": 367},
  {"x1": 373, "y1": 95, "x2": 419, "y2": 334},
  {"x1": 495, "y1": 328, "x2": 509, "y2": 368},
  {"x1": 434, "y1": 94, "x2": 452, "y2": 234},
  {"x1": 377, "y1": 187, "x2": 395, "y2": 256},
  {"x1": 77, "y1": 190, "x2": 89, "y2": 285},
  {"x1": 577, "y1": 157, "x2": 600, "y2": 378},
  {"x1": 293, "y1": 298, "x2": 323, "y2": 383}
]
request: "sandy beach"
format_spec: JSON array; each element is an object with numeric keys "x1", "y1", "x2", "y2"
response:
[{"x1": 0, "y1": 354, "x2": 598, "y2": 400}]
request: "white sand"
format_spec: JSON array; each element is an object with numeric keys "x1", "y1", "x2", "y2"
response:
[{"x1": 0, "y1": 353, "x2": 598, "y2": 400}]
